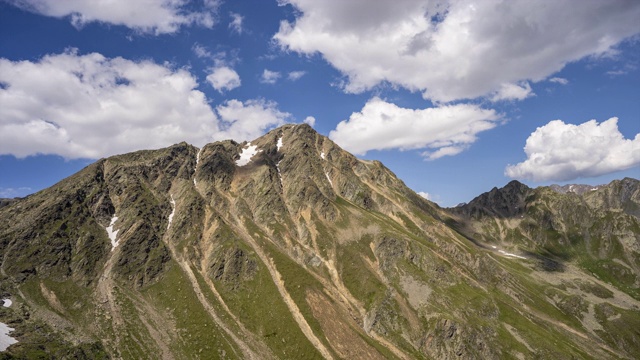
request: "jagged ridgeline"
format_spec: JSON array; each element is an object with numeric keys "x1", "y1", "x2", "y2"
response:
[{"x1": 0, "y1": 124, "x2": 638, "y2": 359}]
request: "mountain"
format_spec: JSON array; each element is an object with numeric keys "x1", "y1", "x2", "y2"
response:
[
  {"x1": 0, "y1": 124, "x2": 638, "y2": 359},
  {"x1": 448, "y1": 178, "x2": 640, "y2": 276},
  {"x1": 549, "y1": 183, "x2": 605, "y2": 195},
  {"x1": 0, "y1": 199, "x2": 18, "y2": 209}
]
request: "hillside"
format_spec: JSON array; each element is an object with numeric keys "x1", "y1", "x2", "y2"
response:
[{"x1": 0, "y1": 124, "x2": 638, "y2": 359}]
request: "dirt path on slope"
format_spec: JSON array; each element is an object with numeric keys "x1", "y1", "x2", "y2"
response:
[
  {"x1": 170, "y1": 188, "x2": 276, "y2": 359},
  {"x1": 198, "y1": 218, "x2": 276, "y2": 358},
  {"x1": 95, "y1": 248, "x2": 125, "y2": 358},
  {"x1": 200, "y1": 263, "x2": 277, "y2": 358},
  {"x1": 532, "y1": 308, "x2": 625, "y2": 359},
  {"x1": 126, "y1": 291, "x2": 175, "y2": 360},
  {"x1": 162, "y1": 230, "x2": 257, "y2": 359},
  {"x1": 174, "y1": 257, "x2": 255, "y2": 359},
  {"x1": 225, "y1": 215, "x2": 335, "y2": 360}
]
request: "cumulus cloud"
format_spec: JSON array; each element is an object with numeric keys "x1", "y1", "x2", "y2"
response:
[
  {"x1": 0, "y1": 50, "x2": 290, "y2": 159},
  {"x1": 490, "y1": 82, "x2": 534, "y2": 102},
  {"x1": 0, "y1": 50, "x2": 219, "y2": 158},
  {"x1": 275, "y1": 0, "x2": 640, "y2": 102},
  {"x1": 7, "y1": 0, "x2": 219, "y2": 35},
  {"x1": 328, "y1": 97, "x2": 499, "y2": 159},
  {"x1": 261, "y1": 69, "x2": 281, "y2": 84},
  {"x1": 549, "y1": 77, "x2": 569, "y2": 85},
  {"x1": 288, "y1": 71, "x2": 306, "y2": 81},
  {"x1": 303, "y1": 116, "x2": 316, "y2": 126},
  {"x1": 206, "y1": 66, "x2": 241, "y2": 92},
  {"x1": 229, "y1": 12, "x2": 244, "y2": 34},
  {"x1": 505, "y1": 118, "x2": 640, "y2": 182},
  {"x1": 216, "y1": 99, "x2": 291, "y2": 141},
  {"x1": 417, "y1": 191, "x2": 431, "y2": 200}
]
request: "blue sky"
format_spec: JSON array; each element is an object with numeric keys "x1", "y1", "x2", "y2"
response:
[{"x1": 0, "y1": 0, "x2": 639, "y2": 206}]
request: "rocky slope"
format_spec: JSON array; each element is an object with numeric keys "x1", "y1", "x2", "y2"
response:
[
  {"x1": 449, "y1": 178, "x2": 640, "y2": 278},
  {"x1": 549, "y1": 183, "x2": 605, "y2": 195},
  {"x1": 447, "y1": 178, "x2": 640, "y2": 357},
  {"x1": 0, "y1": 124, "x2": 638, "y2": 359},
  {"x1": 0, "y1": 199, "x2": 18, "y2": 209}
]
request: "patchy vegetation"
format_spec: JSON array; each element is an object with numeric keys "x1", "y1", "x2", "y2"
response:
[{"x1": 0, "y1": 125, "x2": 638, "y2": 359}]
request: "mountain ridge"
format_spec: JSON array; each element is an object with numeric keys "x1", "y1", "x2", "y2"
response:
[{"x1": 0, "y1": 124, "x2": 639, "y2": 359}]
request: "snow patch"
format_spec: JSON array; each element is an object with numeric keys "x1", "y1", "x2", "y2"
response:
[
  {"x1": 196, "y1": 147, "x2": 202, "y2": 167},
  {"x1": 325, "y1": 172, "x2": 333, "y2": 186},
  {"x1": 276, "y1": 162, "x2": 283, "y2": 185},
  {"x1": 194, "y1": 147, "x2": 203, "y2": 186},
  {"x1": 2, "y1": 299, "x2": 11, "y2": 308},
  {"x1": 276, "y1": 137, "x2": 284, "y2": 185},
  {"x1": 0, "y1": 322, "x2": 18, "y2": 351},
  {"x1": 498, "y1": 249, "x2": 527, "y2": 260},
  {"x1": 490, "y1": 244, "x2": 526, "y2": 259},
  {"x1": 274, "y1": 137, "x2": 285, "y2": 185},
  {"x1": 167, "y1": 196, "x2": 176, "y2": 230},
  {"x1": 320, "y1": 152, "x2": 325, "y2": 160},
  {"x1": 236, "y1": 143, "x2": 261, "y2": 166},
  {"x1": 277, "y1": 136, "x2": 283, "y2": 151},
  {"x1": 106, "y1": 215, "x2": 119, "y2": 250}
]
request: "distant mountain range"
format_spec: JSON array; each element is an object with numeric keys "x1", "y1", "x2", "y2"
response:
[{"x1": 1, "y1": 124, "x2": 638, "y2": 359}]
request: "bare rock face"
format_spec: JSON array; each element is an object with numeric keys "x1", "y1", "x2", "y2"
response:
[
  {"x1": 0, "y1": 124, "x2": 639, "y2": 359},
  {"x1": 0, "y1": 198, "x2": 18, "y2": 209},
  {"x1": 454, "y1": 180, "x2": 532, "y2": 219}
]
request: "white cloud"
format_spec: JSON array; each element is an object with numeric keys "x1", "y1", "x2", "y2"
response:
[
  {"x1": 606, "y1": 69, "x2": 627, "y2": 76},
  {"x1": 8, "y1": 0, "x2": 219, "y2": 35},
  {"x1": 261, "y1": 69, "x2": 281, "y2": 84},
  {"x1": 288, "y1": 71, "x2": 306, "y2": 81},
  {"x1": 490, "y1": 82, "x2": 534, "y2": 102},
  {"x1": 328, "y1": 97, "x2": 499, "y2": 159},
  {"x1": 229, "y1": 12, "x2": 244, "y2": 34},
  {"x1": 193, "y1": 44, "x2": 213, "y2": 59},
  {"x1": 274, "y1": 0, "x2": 640, "y2": 102},
  {"x1": 505, "y1": 118, "x2": 640, "y2": 182},
  {"x1": 203, "y1": 0, "x2": 220, "y2": 8},
  {"x1": 192, "y1": 44, "x2": 239, "y2": 69},
  {"x1": 206, "y1": 66, "x2": 241, "y2": 92},
  {"x1": 549, "y1": 77, "x2": 569, "y2": 85},
  {"x1": 193, "y1": 45, "x2": 240, "y2": 93},
  {"x1": 0, "y1": 50, "x2": 291, "y2": 159},
  {"x1": 0, "y1": 50, "x2": 220, "y2": 159},
  {"x1": 422, "y1": 146, "x2": 466, "y2": 160},
  {"x1": 0, "y1": 187, "x2": 32, "y2": 198},
  {"x1": 215, "y1": 99, "x2": 291, "y2": 141},
  {"x1": 417, "y1": 191, "x2": 431, "y2": 200},
  {"x1": 606, "y1": 63, "x2": 637, "y2": 77},
  {"x1": 303, "y1": 116, "x2": 316, "y2": 126}
]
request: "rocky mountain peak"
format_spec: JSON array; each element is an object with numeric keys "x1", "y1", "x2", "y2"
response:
[
  {"x1": 192, "y1": 123, "x2": 435, "y2": 231},
  {"x1": 582, "y1": 177, "x2": 640, "y2": 218},
  {"x1": 453, "y1": 180, "x2": 531, "y2": 219}
]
